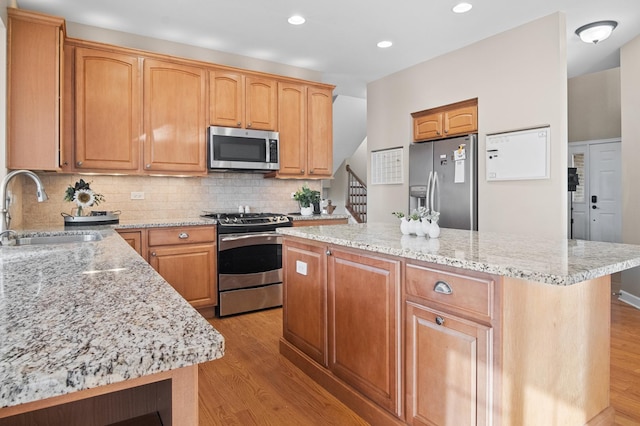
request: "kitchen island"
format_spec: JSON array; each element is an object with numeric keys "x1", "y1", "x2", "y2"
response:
[
  {"x1": 277, "y1": 223, "x2": 640, "y2": 426},
  {"x1": 0, "y1": 226, "x2": 224, "y2": 425}
]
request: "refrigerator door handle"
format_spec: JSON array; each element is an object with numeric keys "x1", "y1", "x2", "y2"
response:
[
  {"x1": 426, "y1": 171, "x2": 434, "y2": 212},
  {"x1": 431, "y1": 172, "x2": 440, "y2": 213}
]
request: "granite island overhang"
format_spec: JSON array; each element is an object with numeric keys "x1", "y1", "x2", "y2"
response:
[
  {"x1": 277, "y1": 223, "x2": 640, "y2": 425},
  {"x1": 0, "y1": 226, "x2": 224, "y2": 425}
]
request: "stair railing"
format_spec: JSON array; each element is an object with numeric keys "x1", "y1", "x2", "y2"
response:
[{"x1": 346, "y1": 165, "x2": 367, "y2": 223}]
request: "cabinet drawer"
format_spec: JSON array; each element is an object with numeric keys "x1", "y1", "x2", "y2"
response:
[
  {"x1": 405, "y1": 263, "x2": 494, "y2": 320},
  {"x1": 148, "y1": 226, "x2": 215, "y2": 246}
]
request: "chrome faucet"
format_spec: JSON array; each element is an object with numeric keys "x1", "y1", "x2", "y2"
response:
[{"x1": 1, "y1": 170, "x2": 48, "y2": 232}]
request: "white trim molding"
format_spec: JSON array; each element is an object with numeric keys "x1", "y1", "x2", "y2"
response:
[{"x1": 619, "y1": 290, "x2": 640, "y2": 310}]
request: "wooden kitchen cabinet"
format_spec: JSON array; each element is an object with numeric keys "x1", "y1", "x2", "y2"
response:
[
  {"x1": 273, "y1": 83, "x2": 333, "y2": 179},
  {"x1": 117, "y1": 230, "x2": 144, "y2": 257},
  {"x1": 143, "y1": 59, "x2": 207, "y2": 174},
  {"x1": 405, "y1": 261, "x2": 495, "y2": 426},
  {"x1": 7, "y1": 8, "x2": 65, "y2": 171},
  {"x1": 282, "y1": 239, "x2": 327, "y2": 366},
  {"x1": 412, "y1": 98, "x2": 478, "y2": 142},
  {"x1": 74, "y1": 46, "x2": 141, "y2": 171},
  {"x1": 328, "y1": 247, "x2": 401, "y2": 416},
  {"x1": 209, "y1": 71, "x2": 277, "y2": 130},
  {"x1": 147, "y1": 226, "x2": 217, "y2": 309}
]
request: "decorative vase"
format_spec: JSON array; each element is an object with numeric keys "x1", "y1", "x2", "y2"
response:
[
  {"x1": 409, "y1": 219, "x2": 420, "y2": 236},
  {"x1": 300, "y1": 206, "x2": 314, "y2": 216},
  {"x1": 415, "y1": 220, "x2": 426, "y2": 237},
  {"x1": 400, "y1": 218, "x2": 411, "y2": 235},
  {"x1": 421, "y1": 219, "x2": 432, "y2": 236},
  {"x1": 428, "y1": 221, "x2": 441, "y2": 238},
  {"x1": 72, "y1": 206, "x2": 84, "y2": 217}
]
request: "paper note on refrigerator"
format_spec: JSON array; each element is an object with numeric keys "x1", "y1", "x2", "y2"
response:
[{"x1": 454, "y1": 148, "x2": 465, "y2": 183}]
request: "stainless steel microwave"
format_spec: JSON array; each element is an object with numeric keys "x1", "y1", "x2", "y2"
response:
[{"x1": 208, "y1": 126, "x2": 280, "y2": 172}]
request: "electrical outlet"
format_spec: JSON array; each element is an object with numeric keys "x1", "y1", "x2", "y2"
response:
[{"x1": 130, "y1": 191, "x2": 145, "y2": 200}]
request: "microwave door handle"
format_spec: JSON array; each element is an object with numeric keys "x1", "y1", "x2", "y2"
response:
[{"x1": 426, "y1": 171, "x2": 433, "y2": 213}]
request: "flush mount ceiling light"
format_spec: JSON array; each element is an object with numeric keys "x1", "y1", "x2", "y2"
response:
[
  {"x1": 288, "y1": 15, "x2": 306, "y2": 25},
  {"x1": 377, "y1": 40, "x2": 393, "y2": 48},
  {"x1": 452, "y1": 2, "x2": 473, "y2": 13},
  {"x1": 575, "y1": 20, "x2": 618, "y2": 44}
]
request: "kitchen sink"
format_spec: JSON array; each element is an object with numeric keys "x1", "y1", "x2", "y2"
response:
[{"x1": 11, "y1": 232, "x2": 103, "y2": 246}]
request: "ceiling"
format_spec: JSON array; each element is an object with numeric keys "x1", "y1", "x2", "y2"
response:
[{"x1": 16, "y1": 0, "x2": 640, "y2": 98}]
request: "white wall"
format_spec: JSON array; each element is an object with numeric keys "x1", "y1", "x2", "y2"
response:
[
  {"x1": 620, "y1": 35, "x2": 640, "y2": 299},
  {"x1": 367, "y1": 13, "x2": 568, "y2": 238},
  {"x1": 568, "y1": 68, "x2": 621, "y2": 142}
]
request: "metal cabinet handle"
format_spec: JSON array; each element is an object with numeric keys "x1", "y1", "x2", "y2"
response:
[
  {"x1": 310, "y1": 169, "x2": 314, "y2": 174},
  {"x1": 434, "y1": 280, "x2": 453, "y2": 295},
  {"x1": 151, "y1": 252, "x2": 157, "y2": 257},
  {"x1": 301, "y1": 169, "x2": 305, "y2": 173},
  {"x1": 326, "y1": 249, "x2": 332, "y2": 256},
  {"x1": 77, "y1": 161, "x2": 83, "y2": 167},
  {"x1": 247, "y1": 123, "x2": 252, "y2": 128},
  {"x1": 237, "y1": 121, "x2": 241, "y2": 126},
  {"x1": 435, "y1": 316, "x2": 445, "y2": 326},
  {"x1": 178, "y1": 232, "x2": 189, "y2": 239},
  {"x1": 146, "y1": 164, "x2": 151, "y2": 169}
]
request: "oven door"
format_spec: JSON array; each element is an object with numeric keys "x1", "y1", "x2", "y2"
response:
[{"x1": 218, "y1": 232, "x2": 283, "y2": 291}]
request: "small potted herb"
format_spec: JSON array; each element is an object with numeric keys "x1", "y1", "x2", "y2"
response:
[{"x1": 293, "y1": 184, "x2": 321, "y2": 216}]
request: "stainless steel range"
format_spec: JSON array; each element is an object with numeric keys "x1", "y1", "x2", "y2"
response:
[{"x1": 201, "y1": 212, "x2": 292, "y2": 317}]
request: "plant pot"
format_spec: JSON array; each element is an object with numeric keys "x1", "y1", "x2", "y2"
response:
[
  {"x1": 400, "y1": 218, "x2": 411, "y2": 235},
  {"x1": 300, "y1": 206, "x2": 314, "y2": 216}
]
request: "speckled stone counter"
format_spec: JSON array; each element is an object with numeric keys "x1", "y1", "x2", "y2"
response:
[
  {"x1": 288, "y1": 213, "x2": 350, "y2": 223},
  {"x1": 0, "y1": 227, "x2": 224, "y2": 409},
  {"x1": 278, "y1": 222, "x2": 640, "y2": 285}
]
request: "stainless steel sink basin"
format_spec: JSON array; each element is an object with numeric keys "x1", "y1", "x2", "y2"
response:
[{"x1": 13, "y1": 232, "x2": 103, "y2": 246}]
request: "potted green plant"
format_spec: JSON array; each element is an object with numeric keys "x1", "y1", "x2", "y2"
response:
[{"x1": 293, "y1": 184, "x2": 321, "y2": 216}]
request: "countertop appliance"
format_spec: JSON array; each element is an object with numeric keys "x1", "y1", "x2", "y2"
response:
[
  {"x1": 409, "y1": 134, "x2": 478, "y2": 230},
  {"x1": 201, "y1": 212, "x2": 292, "y2": 316},
  {"x1": 208, "y1": 126, "x2": 279, "y2": 172}
]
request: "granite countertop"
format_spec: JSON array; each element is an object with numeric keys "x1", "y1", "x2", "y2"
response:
[
  {"x1": 288, "y1": 213, "x2": 350, "y2": 222},
  {"x1": 278, "y1": 222, "x2": 640, "y2": 286},
  {"x1": 0, "y1": 227, "x2": 224, "y2": 409}
]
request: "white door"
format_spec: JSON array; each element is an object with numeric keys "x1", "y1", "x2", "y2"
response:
[{"x1": 568, "y1": 140, "x2": 621, "y2": 242}]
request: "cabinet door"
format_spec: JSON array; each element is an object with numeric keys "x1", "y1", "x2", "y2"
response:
[
  {"x1": 306, "y1": 87, "x2": 333, "y2": 178},
  {"x1": 282, "y1": 239, "x2": 327, "y2": 366},
  {"x1": 328, "y1": 248, "x2": 401, "y2": 415},
  {"x1": 149, "y1": 243, "x2": 217, "y2": 308},
  {"x1": 444, "y1": 105, "x2": 478, "y2": 137},
  {"x1": 143, "y1": 59, "x2": 207, "y2": 173},
  {"x1": 245, "y1": 76, "x2": 277, "y2": 130},
  {"x1": 413, "y1": 112, "x2": 443, "y2": 141},
  {"x1": 75, "y1": 47, "x2": 141, "y2": 171},
  {"x1": 210, "y1": 70, "x2": 243, "y2": 128},
  {"x1": 7, "y1": 9, "x2": 64, "y2": 171},
  {"x1": 117, "y1": 231, "x2": 142, "y2": 255},
  {"x1": 405, "y1": 302, "x2": 492, "y2": 426},
  {"x1": 277, "y1": 82, "x2": 307, "y2": 177}
]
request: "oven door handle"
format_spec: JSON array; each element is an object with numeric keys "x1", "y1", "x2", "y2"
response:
[{"x1": 220, "y1": 233, "x2": 279, "y2": 242}]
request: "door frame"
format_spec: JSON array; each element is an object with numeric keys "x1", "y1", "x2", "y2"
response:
[{"x1": 568, "y1": 138, "x2": 621, "y2": 240}]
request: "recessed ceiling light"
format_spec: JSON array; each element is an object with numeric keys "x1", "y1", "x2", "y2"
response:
[
  {"x1": 288, "y1": 15, "x2": 306, "y2": 25},
  {"x1": 377, "y1": 41, "x2": 393, "y2": 48},
  {"x1": 452, "y1": 2, "x2": 473, "y2": 13}
]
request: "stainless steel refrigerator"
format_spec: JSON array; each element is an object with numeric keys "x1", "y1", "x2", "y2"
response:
[{"x1": 408, "y1": 134, "x2": 478, "y2": 230}]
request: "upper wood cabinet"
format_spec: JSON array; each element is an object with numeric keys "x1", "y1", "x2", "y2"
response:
[
  {"x1": 209, "y1": 71, "x2": 277, "y2": 130},
  {"x1": 273, "y1": 83, "x2": 333, "y2": 179},
  {"x1": 412, "y1": 98, "x2": 478, "y2": 142},
  {"x1": 143, "y1": 59, "x2": 207, "y2": 173},
  {"x1": 74, "y1": 47, "x2": 141, "y2": 171},
  {"x1": 7, "y1": 8, "x2": 65, "y2": 171}
]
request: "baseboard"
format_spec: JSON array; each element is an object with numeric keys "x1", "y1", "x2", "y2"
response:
[{"x1": 618, "y1": 290, "x2": 640, "y2": 310}]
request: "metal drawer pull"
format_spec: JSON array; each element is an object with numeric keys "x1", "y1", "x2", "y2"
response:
[
  {"x1": 434, "y1": 281, "x2": 453, "y2": 295},
  {"x1": 435, "y1": 316, "x2": 445, "y2": 326},
  {"x1": 178, "y1": 232, "x2": 189, "y2": 239}
]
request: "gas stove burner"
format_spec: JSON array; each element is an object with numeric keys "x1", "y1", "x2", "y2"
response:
[{"x1": 201, "y1": 211, "x2": 292, "y2": 231}]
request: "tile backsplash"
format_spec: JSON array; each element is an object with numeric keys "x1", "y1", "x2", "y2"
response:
[{"x1": 19, "y1": 173, "x2": 322, "y2": 228}]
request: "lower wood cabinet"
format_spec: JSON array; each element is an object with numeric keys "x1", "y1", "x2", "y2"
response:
[
  {"x1": 405, "y1": 301, "x2": 492, "y2": 426},
  {"x1": 328, "y1": 247, "x2": 401, "y2": 415},
  {"x1": 117, "y1": 226, "x2": 217, "y2": 311}
]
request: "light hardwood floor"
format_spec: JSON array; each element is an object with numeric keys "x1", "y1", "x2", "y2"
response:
[{"x1": 199, "y1": 300, "x2": 640, "y2": 425}]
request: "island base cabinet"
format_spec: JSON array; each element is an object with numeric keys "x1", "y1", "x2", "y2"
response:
[
  {"x1": 405, "y1": 301, "x2": 492, "y2": 426},
  {"x1": 282, "y1": 239, "x2": 327, "y2": 366},
  {"x1": 328, "y1": 248, "x2": 401, "y2": 417}
]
